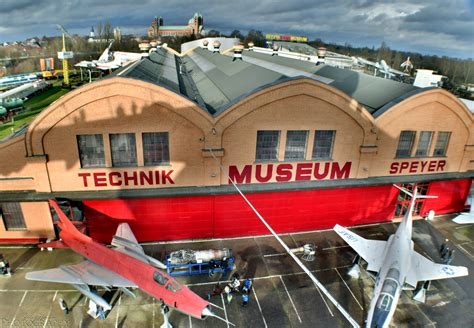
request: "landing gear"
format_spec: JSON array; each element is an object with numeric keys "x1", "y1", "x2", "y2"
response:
[
  {"x1": 348, "y1": 255, "x2": 361, "y2": 279},
  {"x1": 413, "y1": 280, "x2": 431, "y2": 303},
  {"x1": 160, "y1": 302, "x2": 172, "y2": 328},
  {"x1": 87, "y1": 299, "x2": 107, "y2": 320}
]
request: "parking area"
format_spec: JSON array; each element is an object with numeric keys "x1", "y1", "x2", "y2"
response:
[{"x1": 0, "y1": 215, "x2": 473, "y2": 327}]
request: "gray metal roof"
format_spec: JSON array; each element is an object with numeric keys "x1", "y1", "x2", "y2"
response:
[{"x1": 114, "y1": 46, "x2": 420, "y2": 117}]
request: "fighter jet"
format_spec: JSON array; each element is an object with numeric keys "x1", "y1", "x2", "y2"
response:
[
  {"x1": 75, "y1": 41, "x2": 146, "y2": 71},
  {"x1": 26, "y1": 200, "x2": 219, "y2": 321},
  {"x1": 334, "y1": 185, "x2": 468, "y2": 328}
]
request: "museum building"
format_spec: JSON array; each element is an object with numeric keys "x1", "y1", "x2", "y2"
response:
[{"x1": 0, "y1": 43, "x2": 472, "y2": 243}]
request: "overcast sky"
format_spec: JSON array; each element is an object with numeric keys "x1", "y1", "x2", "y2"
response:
[{"x1": 0, "y1": 0, "x2": 473, "y2": 59}]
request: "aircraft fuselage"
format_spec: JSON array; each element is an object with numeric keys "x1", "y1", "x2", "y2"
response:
[{"x1": 366, "y1": 221, "x2": 414, "y2": 328}]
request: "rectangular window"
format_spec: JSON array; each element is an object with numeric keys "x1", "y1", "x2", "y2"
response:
[
  {"x1": 110, "y1": 133, "x2": 137, "y2": 167},
  {"x1": 1, "y1": 203, "x2": 26, "y2": 231},
  {"x1": 143, "y1": 132, "x2": 170, "y2": 166},
  {"x1": 256, "y1": 130, "x2": 280, "y2": 161},
  {"x1": 77, "y1": 134, "x2": 105, "y2": 168},
  {"x1": 433, "y1": 132, "x2": 451, "y2": 157},
  {"x1": 395, "y1": 131, "x2": 416, "y2": 158},
  {"x1": 312, "y1": 130, "x2": 335, "y2": 159},
  {"x1": 285, "y1": 131, "x2": 308, "y2": 160},
  {"x1": 415, "y1": 131, "x2": 433, "y2": 157}
]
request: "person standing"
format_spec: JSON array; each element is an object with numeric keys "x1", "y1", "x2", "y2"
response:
[
  {"x1": 439, "y1": 239, "x2": 449, "y2": 255},
  {"x1": 224, "y1": 285, "x2": 233, "y2": 304},
  {"x1": 242, "y1": 291, "x2": 249, "y2": 306},
  {"x1": 207, "y1": 282, "x2": 223, "y2": 300}
]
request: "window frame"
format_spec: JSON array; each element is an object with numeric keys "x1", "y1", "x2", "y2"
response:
[
  {"x1": 76, "y1": 134, "x2": 106, "y2": 168},
  {"x1": 395, "y1": 130, "x2": 416, "y2": 158},
  {"x1": 433, "y1": 131, "x2": 451, "y2": 157},
  {"x1": 284, "y1": 130, "x2": 308, "y2": 161},
  {"x1": 414, "y1": 131, "x2": 433, "y2": 157},
  {"x1": 312, "y1": 130, "x2": 336, "y2": 160},
  {"x1": 142, "y1": 132, "x2": 170, "y2": 166},
  {"x1": 0, "y1": 202, "x2": 27, "y2": 231},
  {"x1": 255, "y1": 130, "x2": 280, "y2": 162},
  {"x1": 109, "y1": 133, "x2": 138, "y2": 168}
]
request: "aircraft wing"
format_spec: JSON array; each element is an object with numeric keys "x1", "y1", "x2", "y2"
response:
[
  {"x1": 333, "y1": 224, "x2": 387, "y2": 272},
  {"x1": 405, "y1": 251, "x2": 469, "y2": 287},
  {"x1": 25, "y1": 260, "x2": 137, "y2": 288}
]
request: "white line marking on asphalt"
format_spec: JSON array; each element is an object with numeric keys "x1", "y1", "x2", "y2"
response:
[
  {"x1": 314, "y1": 282, "x2": 334, "y2": 317},
  {"x1": 457, "y1": 244, "x2": 473, "y2": 259},
  {"x1": 152, "y1": 298, "x2": 155, "y2": 328},
  {"x1": 79, "y1": 319, "x2": 83, "y2": 328},
  {"x1": 43, "y1": 290, "x2": 58, "y2": 328},
  {"x1": 263, "y1": 253, "x2": 286, "y2": 257},
  {"x1": 322, "y1": 245, "x2": 351, "y2": 251},
  {"x1": 220, "y1": 293, "x2": 230, "y2": 328},
  {"x1": 186, "y1": 265, "x2": 352, "y2": 287},
  {"x1": 10, "y1": 290, "x2": 27, "y2": 328},
  {"x1": 252, "y1": 286, "x2": 268, "y2": 328},
  {"x1": 188, "y1": 315, "x2": 192, "y2": 328},
  {"x1": 335, "y1": 268, "x2": 363, "y2": 310},
  {"x1": 115, "y1": 293, "x2": 122, "y2": 328},
  {"x1": 279, "y1": 275, "x2": 302, "y2": 323}
]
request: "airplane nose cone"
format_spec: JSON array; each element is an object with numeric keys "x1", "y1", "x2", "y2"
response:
[{"x1": 201, "y1": 306, "x2": 214, "y2": 318}]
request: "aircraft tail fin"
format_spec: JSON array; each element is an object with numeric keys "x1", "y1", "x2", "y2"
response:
[
  {"x1": 97, "y1": 41, "x2": 114, "y2": 62},
  {"x1": 48, "y1": 199, "x2": 78, "y2": 233},
  {"x1": 393, "y1": 184, "x2": 438, "y2": 235}
]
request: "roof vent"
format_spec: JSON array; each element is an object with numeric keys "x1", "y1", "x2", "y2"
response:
[
  {"x1": 212, "y1": 40, "x2": 221, "y2": 53},
  {"x1": 202, "y1": 40, "x2": 209, "y2": 48},
  {"x1": 272, "y1": 43, "x2": 279, "y2": 56},
  {"x1": 248, "y1": 42, "x2": 254, "y2": 51},
  {"x1": 233, "y1": 45, "x2": 244, "y2": 61}
]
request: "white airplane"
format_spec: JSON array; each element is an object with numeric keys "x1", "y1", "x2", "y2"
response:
[
  {"x1": 400, "y1": 57, "x2": 413, "y2": 72},
  {"x1": 354, "y1": 57, "x2": 408, "y2": 79},
  {"x1": 334, "y1": 185, "x2": 468, "y2": 328},
  {"x1": 75, "y1": 41, "x2": 146, "y2": 71}
]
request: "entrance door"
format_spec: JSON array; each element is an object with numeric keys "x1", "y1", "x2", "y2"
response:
[{"x1": 394, "y1": 183, "x2": 430, "y2": 218}]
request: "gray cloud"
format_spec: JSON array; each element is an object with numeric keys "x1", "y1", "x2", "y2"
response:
[{"x1": 0, "y1": 0, "x2": 472, "y2": 58}]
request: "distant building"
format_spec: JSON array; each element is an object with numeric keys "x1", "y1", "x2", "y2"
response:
[
  {"x1": 113, "y1": 27, "x2": 122, "y2": 42},
  {"x1": 88, "y1": 26, "x2": 95, "y2": 43},
  {"x1": 147, "y1": 13, "x2": 203, "y2": 38}
]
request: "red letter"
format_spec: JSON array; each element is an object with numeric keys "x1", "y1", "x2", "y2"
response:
[
  {"x1": 295, "y1": 163, "x2": 312, "y2": 181},
  {"x1": 78, "y1": 173, "x2": 91, "y2": 187},
  {"x1": 409, "y1": 161, "x2": 419, "y2": 173},
  {"x1": 109, "y1": 172, "x2": 122, "y2": 186},
  {"x1": 276, "y1": 164, "x2": 293, "y2": 182},
  {"x1": 420, "y1": 161, "x2": 428, "y2": 172},
  {"x1": 161, "y1": 170, "x2": 174, "y2": 184},
  {"x1": 228, "y1": 165, "x2": 252, "y2": 184},
  {"x1": 123, "y1": 171, "x2": 138, "y2": 186},
  {"x1": 428, "y1": 161, "x2": 436, "y2": 172},
  {"x1": 330, "y1": 162, "x2": 352, "y2": 179},
  {"x1": 314, "y1": 162, "x2": 330, "y2": 179},
  {"x1": 255, "y1": 164, "x2": 273, "y2": 183},
  {"x1": 93, "y1": 172, "x2": 107, "y2": 187},
  {"x1": 437, "y1": 160, "x2": 446, "y2": 171},
  {"x1": 389, "y1": 162, "x2": 399, "y2": 174},
  {"x1": 140, "y1": 171, "x2": 154, "y2": 185},
  {"x1": 400, "y1": 162, "x2": 409, "y2": 173}
]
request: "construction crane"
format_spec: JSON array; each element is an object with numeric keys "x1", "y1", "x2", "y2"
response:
[{"x1": 56, "y1": 24, "x2": 74, "y2": 86}]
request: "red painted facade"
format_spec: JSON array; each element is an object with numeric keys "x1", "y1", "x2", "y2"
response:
[{"x1": 84, "y1": 178, "x2": 472, "y2": 243}]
